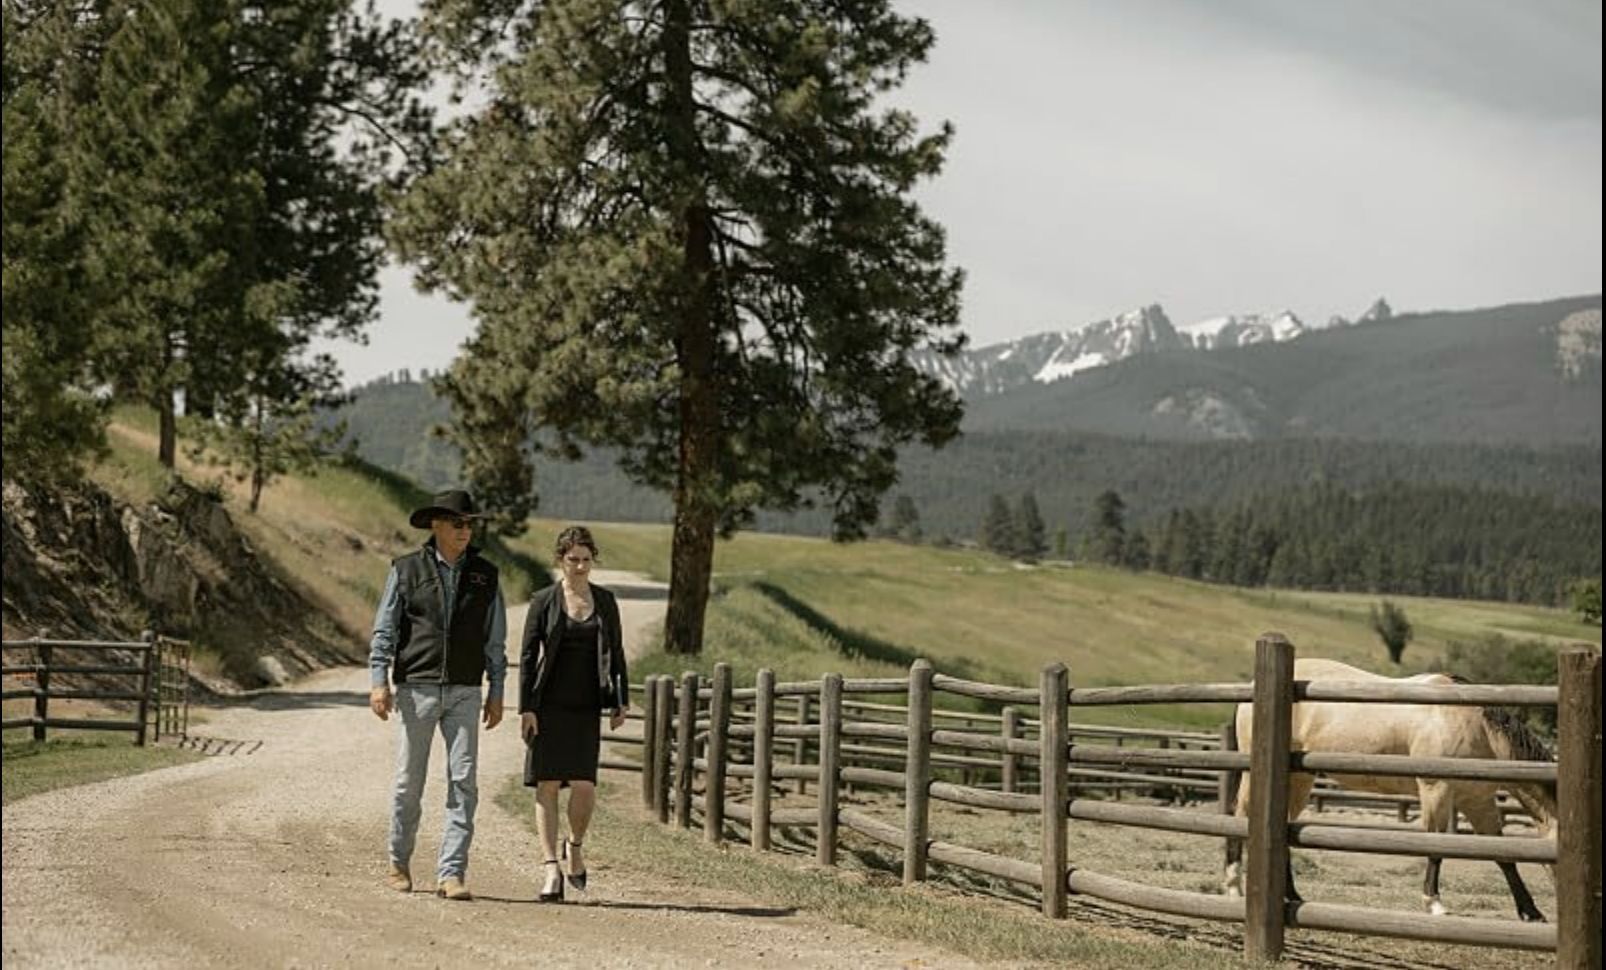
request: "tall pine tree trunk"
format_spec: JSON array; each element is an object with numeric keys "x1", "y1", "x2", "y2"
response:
[
  {"x1": 156, "y1": 334, "x2": 177, "y2": 469},
  {"x1": 249, "y1": 408, "x2": 265, "y2": 512},
  {"x1": 157, "y1": 389, "x2": 176, "y2": 469},
  {"x1": 662, "y1": 0, "x2": 718, "y2": 656}
]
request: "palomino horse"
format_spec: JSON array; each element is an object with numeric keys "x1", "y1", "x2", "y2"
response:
[{"x1": 1222, "y1": 658, "x2": 1556, "y2": 921}]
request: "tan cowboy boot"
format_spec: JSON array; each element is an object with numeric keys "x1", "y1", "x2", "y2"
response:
[
  {"x1": 385, "y1": 863, "x2": 412, "y2": 893},
  {"x1": 436, "y1": 875, "x2": 473, "y2": 901}
]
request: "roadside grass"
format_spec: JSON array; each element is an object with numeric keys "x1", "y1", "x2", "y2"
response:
[
  {"x1": 1, "y1": 736, "x2": 200, "y2": 805},
  {"x1": 495, "y1": 776, "x2": 1255, "y2": 970}
]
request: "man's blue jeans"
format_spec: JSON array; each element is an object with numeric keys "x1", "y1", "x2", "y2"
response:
[{"x1": 389, "y1": 684, "x2": 481, "y2": 880}]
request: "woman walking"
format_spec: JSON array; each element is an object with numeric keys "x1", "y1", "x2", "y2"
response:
[{"x1": 518, "y1": 525, "x2": 629, "y2": 902}]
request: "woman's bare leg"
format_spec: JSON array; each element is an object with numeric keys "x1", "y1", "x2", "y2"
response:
[
  {"x1": 535, "y1": 781, "x2": 563, "y2": 895},
  {"x1": 566, "y1": 780, "x2": 596, "y2": 873}
]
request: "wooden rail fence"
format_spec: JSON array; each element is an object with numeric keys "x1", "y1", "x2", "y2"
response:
[
  {"x1": 1, "y1": 633, "x2": 191, "y2": 745},
  {"x1": 597, "y1": 636, "x2": 1601, "y2": 966}
]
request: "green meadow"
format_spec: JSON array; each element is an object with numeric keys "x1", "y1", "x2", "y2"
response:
[
  {"x1": 88, "y1": 410, "x2": 1603, "y2": 732},
  {"x1": 506, "y1": 518, "x2": 1599, "y2": 729}
]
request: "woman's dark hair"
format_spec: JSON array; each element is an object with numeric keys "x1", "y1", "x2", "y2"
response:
[{"x1": 555, "y1": 525, "x2": 600, "y2": 563}]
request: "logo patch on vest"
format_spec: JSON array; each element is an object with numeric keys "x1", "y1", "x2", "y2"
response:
[{"x1": 467, "y1": 572, "x2": 490, "y2": 586}]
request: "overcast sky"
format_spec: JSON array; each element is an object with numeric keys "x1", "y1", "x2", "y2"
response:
[{"x1": 328, "y1": 0, "x2": 1603, "y2": 386}]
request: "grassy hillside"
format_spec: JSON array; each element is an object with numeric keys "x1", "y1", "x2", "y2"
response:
[
  {"x1": 88, "y1": 409, "x2": 547, "y2": 678},
  {"x1": 510, "y1": 519, "x2": 1601, "y2": 728},
  {"x1": 81, "y1": 414, "x2": 1598, "y2": 730}
]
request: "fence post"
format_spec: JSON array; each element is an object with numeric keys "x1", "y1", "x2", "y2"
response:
[
  {"x1": 817, "y1": 672, "x2": 842, "y2": 866},
  {"x1": 153, "y1": 636, "x2": 167, "y2": 740},
  {"x1": 706, "y1": 663, "x2": 732, "y2": 843},
  {"x1": 641, "y1": 675, "x2": 659, "y2": 809},
  {"x1": 136, "y1": 631, "x2": 156, "y2": 746},
  {"x1": 1040, "y1": 662, "x2": 1069, "y2": 918},
  {"x1": 674, "y1": 671, "x2": 698, "y2": 829},
  {"x1": 1001, "y1": 706, "x2": 1019, "y2": 794},
  {"x1": 1245, "y1": 632, "x2": 1294, "y2": 963},
  {"x1": 33, "y1": 638, "x2": 50, "y2": 742},
  {"x1": 180, "y1": 641, "x2": 191, "y2": 738},
  {"x1": 1557, "y1": 646, "x2": 1602, "y2": 970},
  {"x1": 904, "y1": 659, "x2": 933, "y2": 883},
  {"x1": 653, "y1": 675, "x2": 674, "y2": 823},
  {"x1": 752, "y1": 668, "x2": 775, "y2": 851},
  {"x1": 794, "y1": 694, "x2": 811, "y2": 795}
]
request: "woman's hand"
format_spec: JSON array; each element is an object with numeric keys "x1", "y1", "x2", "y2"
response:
[
  {"x1": 609, "y1": 709, "x2": 626, "y2": 731},
  {"x1": 520, "y1": 712, "x2": 539, "y2": 742}
]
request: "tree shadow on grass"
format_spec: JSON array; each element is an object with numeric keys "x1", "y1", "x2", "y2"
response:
[{"x1": 749, "y1": 582, "x2": 1011, "y2": 687}]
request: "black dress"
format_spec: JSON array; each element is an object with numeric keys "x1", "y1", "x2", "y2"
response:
[{"x1": 524, "y1": 611, "x2": 601, "y2": 785}]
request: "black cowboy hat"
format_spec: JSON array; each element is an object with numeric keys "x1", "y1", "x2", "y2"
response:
[{"x1": 408, "y1": 489, "x2": 488, "y2": 529}]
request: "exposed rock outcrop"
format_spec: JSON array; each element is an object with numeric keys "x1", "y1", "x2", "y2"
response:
[{"x1": 2, "y1": 477, "x2": 359, "y2": 691}]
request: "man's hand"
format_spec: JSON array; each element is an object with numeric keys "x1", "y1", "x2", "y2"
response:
[
  {"x1": 482, "y1": 697, "x2": 504, "y2": 730},
  {"x1": 609, "y1": 709, "x2": 626, "y2": 731},
  {"x1": 520, "y1": 712, "x2": 538, "y2": 742},
  {"x1": 369, "y1": 686, "x2": 392, "y2": 721}
]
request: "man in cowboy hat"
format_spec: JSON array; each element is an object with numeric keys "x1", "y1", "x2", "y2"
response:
[{"x1": 368, "y1": 488, "x2": 507, "y2": 901}]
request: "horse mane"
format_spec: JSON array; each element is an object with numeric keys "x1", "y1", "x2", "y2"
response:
[
  {"x1": 1481, "y1": 707, "x2": 1558, "y2": 825},
  {"x1": 1480, "y1": 707, "x2": 1554, "y2": 764}
]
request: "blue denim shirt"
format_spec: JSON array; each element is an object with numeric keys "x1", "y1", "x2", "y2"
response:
[{"x1": 368, "y1": 546, "x2": 507, "y2": 700}]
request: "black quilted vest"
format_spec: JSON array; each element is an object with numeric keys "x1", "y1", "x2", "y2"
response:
[{"x1": 391, "y1": 543, "x2": 499, "y2": 687}]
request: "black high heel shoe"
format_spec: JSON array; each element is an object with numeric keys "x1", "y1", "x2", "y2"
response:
[
  {"x1": 563, "y1": 838, "x2": 587, "y2": 892},
  {"x1": 538, "y1": 858, "x2": 565, "y2": 902}
]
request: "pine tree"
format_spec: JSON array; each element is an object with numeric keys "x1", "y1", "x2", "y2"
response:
[
  {"x1": 55, "y1": 0, "x2": 423, "y2": 469},
  {"x1": 65, "y1": 0, "x2": 267, "y2": 467},
  {"x1": 1370, "y1": 599, "x2": 1414, "y2": 664},
  {"x1": 1124, "y1": 530, "x2": 1151, "y2": 571},
  {"x1": 1572, "y1": 579, "x2": 1602, "y2": 625},
  {"x1": 187, "y1": 392, "x2": 345, "y2": 512},
  {"x1": 392, "y1": 0, "x2": 966, "y2": 654},
  {"x1": 1015, "y1": 491, "x2": 1046, "y2": 560},
  {"x1": 981, "y1": 494, "x2": 1017, "y2": 556},
  {"x1": 1, "y1": 3, "x2": 110, "y2": 481},
  {"x1": 888, "y1": 494, "x2": 922, "y2": 543},
  {"x1": 1084, "y1": 490, "x2": 1126, "y2": 565}
]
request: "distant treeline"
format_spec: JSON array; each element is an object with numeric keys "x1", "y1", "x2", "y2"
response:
[
  {"x1": 1081, "y1": 482, "x2": 1600, "y2": 607},
  {"x1": 326, "y1": 380, "x2": 1602, "y2": 605}
]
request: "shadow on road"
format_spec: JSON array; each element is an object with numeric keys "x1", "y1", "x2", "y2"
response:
[
  {"x1": 470, "y1": 896, "x2": 795, "y2": 918},
  {"x1": 603, "y1": 583, "x2": 669, "y2": 602},
  {"x1": 202, "y1": 689, "x2": 371, "y2": 712}
]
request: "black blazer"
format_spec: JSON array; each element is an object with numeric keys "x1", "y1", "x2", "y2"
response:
[{"x1": 518, "y1": 583, "x2": 628, "y2": 715}]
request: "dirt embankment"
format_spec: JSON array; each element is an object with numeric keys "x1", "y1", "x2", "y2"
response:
[{"x1": 1, "y1": 477, "x2": 359, "y2": 691}]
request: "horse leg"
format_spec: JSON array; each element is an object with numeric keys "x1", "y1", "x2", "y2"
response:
[
  {"x1": 1461, "y1": 793, "x2": 1546, "y2": 922},
  {"x1": 1418, "y1": 780, "x2": 1455, "y2": 916},
  {"x1": 1223, "y1": 776, "x2": 1247, "y2": 897},
  {"x1": 1284, "y1": 772, "x2": 1317, "y2": 904}
]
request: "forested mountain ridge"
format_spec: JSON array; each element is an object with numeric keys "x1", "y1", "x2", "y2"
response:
[
  {"x1": 963, "y1": 295, "x2": 1602, "y2": 443},
  {"x1": 327, "y1": 380, "x2": 1601, "y2": 539}
]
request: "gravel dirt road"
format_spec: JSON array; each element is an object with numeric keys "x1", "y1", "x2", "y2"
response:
[{"x1": 2, "y1": 570, "x2": 976, "y2": 969}]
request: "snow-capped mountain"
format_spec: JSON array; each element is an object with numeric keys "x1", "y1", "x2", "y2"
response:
[
  {"x1": 912, "y1": 302, "x2": 1311, "y2": 399},
  {"x1": 1177, "y1": 311, "x2": 1305, "y2": 350},
  {"x1": 909, "y1": 305, "x2": 1184, "y2": 397}
]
